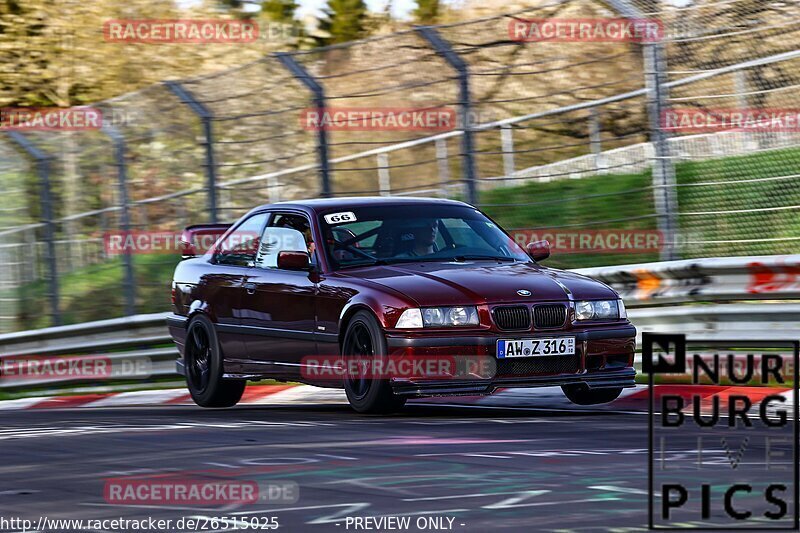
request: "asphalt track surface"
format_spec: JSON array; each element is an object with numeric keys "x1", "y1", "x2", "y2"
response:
[{"x1": 0, "y1": 402, "x2": 794, "y2": 532}]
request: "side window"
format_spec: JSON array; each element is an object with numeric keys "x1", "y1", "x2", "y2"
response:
[
  {"x1": 256, "y1": 213, "x2": 313, "y2": 269},
  {"x1": 256, "y1": 227, "x2": 308, "y2": 268},
  {"x1": 215, "y1": 213, "x2": 268, "y2": 267}
]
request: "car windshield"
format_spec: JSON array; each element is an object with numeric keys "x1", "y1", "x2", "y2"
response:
[{"x1": 319, "y1": 204, "x2": 530, "y2": 270}]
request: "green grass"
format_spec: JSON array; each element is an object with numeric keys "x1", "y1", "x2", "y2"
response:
[
  {"x1": 481, "y1": 144, "x2": 800, "y2": 269},
  {"x1": 15, "y1": 254, "x2": 181, "y2": 330},
  {"x1": 481, "y1": 168, "x2": 657, "y2": 269}
]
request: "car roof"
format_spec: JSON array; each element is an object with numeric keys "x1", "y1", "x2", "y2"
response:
[{"x1": 256, "y1": 196, "x2": 472, "y2": 213}]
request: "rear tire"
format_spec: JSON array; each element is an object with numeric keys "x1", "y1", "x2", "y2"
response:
[
  {"x1": 562, "y1": 385, "x2": 622, "y2": 405},
  {"x1": 185, "y1": 314, "x2": 246, "y2": 408},
  {"x1": 342, "y1": 311, "x2": 406, "y2": 414}
]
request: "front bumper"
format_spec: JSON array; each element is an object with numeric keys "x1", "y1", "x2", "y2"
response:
[{"x1": 385, "y1": 324, "x2": 636, "y2": 397}]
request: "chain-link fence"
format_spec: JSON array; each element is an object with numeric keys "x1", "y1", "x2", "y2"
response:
[{"x1": 1, "y1": 0, "x2": 799, "y2": 331}]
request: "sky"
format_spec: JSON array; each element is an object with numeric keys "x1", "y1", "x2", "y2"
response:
[
  {"x1": 298, "y1": 0, "x2": 417, "y2": 19},
  {"x1": 180, "y1": 0, "x2": 464, "y2": 21}
]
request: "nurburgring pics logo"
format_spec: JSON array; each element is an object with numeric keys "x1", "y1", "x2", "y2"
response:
[
  {"x1": 662, "y1": 108, "x2": 800, "y2": 133},
  {"x1": 300, "y1": 107, "x2": 457, "y2": 132},
  {"x1": 645, "y1": 334, "x2": 799, "y2": 529},
  {"x1": 509, "y1": 18, "x2": 663, "y2": 42},
  {"x1": 103, "y1": 19, "x2": 258, "y2": 43},
  {"x1": 0, "y1": 107, "x2": 102, "y2": 131}
]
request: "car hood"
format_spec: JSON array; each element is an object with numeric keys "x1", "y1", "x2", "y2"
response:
[{"x1": 341, "y1": 261, "x2": 617, "y2": 306}]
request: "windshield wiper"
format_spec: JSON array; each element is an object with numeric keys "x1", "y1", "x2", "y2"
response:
[
  {"x1": 337, "y1": 259, "x2": 389, "y2": 270},
  {"x1": 451, "y1": 255, "x2": 517, "y2": 263}
]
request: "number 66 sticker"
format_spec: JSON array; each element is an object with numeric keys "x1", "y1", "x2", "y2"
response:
[{"x1": 324, "y1": 211, "x2": 357, "y2": 224}]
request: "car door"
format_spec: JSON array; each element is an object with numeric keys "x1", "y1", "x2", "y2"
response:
[
  {"x1": 201, "y1": 212, "x2": 269, "y2": 369},
  {"x1": 241, "y1": 212, "x2": 318, "y2": 370}
]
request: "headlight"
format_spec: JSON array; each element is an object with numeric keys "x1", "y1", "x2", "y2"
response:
[
  {"x1": 575, "y1": 300, "x2": 594, "y2": 321},
  {"x1": 574, "y1": 300, "x2": 620, "y2": 321},
  {"x1": 396, "y1": 306, "x2": 479, "y2": 328},
  {"x1": 396, "y1": 309, "x2": 423, "y2": 328}
]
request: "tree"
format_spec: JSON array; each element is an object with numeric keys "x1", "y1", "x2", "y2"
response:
[
  {"x1": 414, "y1": 0, "x2": 440, "y2": 24},
  {"x1": 298, "y1": 4, "x2": 332, "y2": 48},
  {"x1": 262, "y1": 0, "x2": 298, "y2": 23},
  {"x1": 261, "y1": 0, "x2": 300, "y2": 47},
  {"x1": 327, "y1": 0, "x2": 368, "y2": 44}
]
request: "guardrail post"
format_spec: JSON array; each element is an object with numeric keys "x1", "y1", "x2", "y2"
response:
[
  {"x1": 6, "y1": 132, "x2": 61, "y2": 326},
  {"x1": 274, "y1": 52, "x2": 333, "y2": 198},
  {"x1": 102, "y1": 124, "x2": 136, "y2": 316},
  {"x1": 165, "y1": 81, "x2": 219, "y2": 223},
  {"x1": 416, "y1": 26, "x2": 478, "y2": 205}
]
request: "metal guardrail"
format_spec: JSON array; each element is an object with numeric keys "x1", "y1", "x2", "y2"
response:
[
  {"x1": 0, "y1": 312, "x2": 175, "y2": 390},
  {"x1": 576, "y1": 254, "x2": 800, "y2": 306},
  {"x1": 629, "y1": 303, "x2": 800, "y2": 342},
  {"x1": 1, "y1": 255, "x2": 798, "y2": 392}
]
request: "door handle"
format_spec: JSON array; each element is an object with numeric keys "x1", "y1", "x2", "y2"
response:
[{"x1": 244, "y1": 282, "x2": 256, "y2": 295}]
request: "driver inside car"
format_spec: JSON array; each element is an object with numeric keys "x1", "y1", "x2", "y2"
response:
[{"x1": 396, "y1": 219, "x2": 439, "y2": 257}]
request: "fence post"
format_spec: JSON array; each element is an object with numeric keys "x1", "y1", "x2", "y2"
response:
[
  {"x1": 6, "y1": 132, "x2": 61, "y2": 326},
  {"x1": 589, "y1": 108, "x2": 605, "y2": 171},
  {"x1": 377, "y1": 154, "x2": 391, "y2": 196},
  {"x1": 274, "y1": 52, "x2": 332, "y2": 198},
  {"x1": 164, "y1": 81, "x2": 219, "y2": 223},
  {"x1": 435, "y1": 138, "x2": 451, "y2": 198},
  {"x1": 416, "y1": 26, "x2": 478, "y2": 206},
  {"x1": 500, "y1": 125, "x2": 515, "y2": 182},
  {"x1": 644, "y1": 43, "x2": 679, "y2": 261},
  {"x1": 101, "y1": 124, "x2": 136, "y2": 316},
  {"x1": 608, "y1": 0, "x2": 679, "y2": 260}
]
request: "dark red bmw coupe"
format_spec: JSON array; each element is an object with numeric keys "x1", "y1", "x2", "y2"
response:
[{"x1": 167, "y1": 197, "x2": 636, "y2": 413}]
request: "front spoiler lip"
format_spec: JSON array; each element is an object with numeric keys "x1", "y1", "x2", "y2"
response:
[
  {"x1": 385, "y1": 324, "x2": 636, "y2": 348},
  {"x1": 390, "y1": 367, "x2": 636, "y2": 397}
]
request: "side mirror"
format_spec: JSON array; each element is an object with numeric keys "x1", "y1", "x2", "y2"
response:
[
  {"x1": 277, "y1": 250, "x2": 311, "y2": 271},
  {"x1": 527, "y1": 240, "x2": 551, "y2": 262}
]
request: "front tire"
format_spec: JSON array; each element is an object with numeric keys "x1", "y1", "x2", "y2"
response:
[
  {"x1": 562, "y1": 384, "x2": 622, "y2": 405},
  {"x1": 185, "y1": 315, "x2": 246, "y2": 408},
  {"x1": 342, "y1": 311, "x2": 406, "y2": 414}
]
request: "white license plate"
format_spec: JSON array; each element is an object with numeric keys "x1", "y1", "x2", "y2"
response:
[{"x1": 497, "y1": 337, "x2": 575, "y2": 358}]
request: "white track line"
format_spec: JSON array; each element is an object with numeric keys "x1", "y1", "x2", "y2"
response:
[
  {"x1": 88, "y1": 389, "x2": 188, "y2": 407},
  {"x1": 250, "y1": 385, "x2": 347, "y2": 405},
  {"x1": 0, "y1": 397, "x2": 51, "y2": 410}
]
